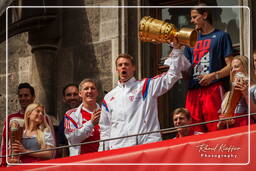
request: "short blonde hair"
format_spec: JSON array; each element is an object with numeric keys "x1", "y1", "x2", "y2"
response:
[{"x1": 79, "y1": 78, "x2": 97, "y2": 91}]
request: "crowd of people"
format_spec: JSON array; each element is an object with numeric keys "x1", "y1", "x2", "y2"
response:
[{"x1": 1, "y1": 3, "x2": 256, "y2": 167}]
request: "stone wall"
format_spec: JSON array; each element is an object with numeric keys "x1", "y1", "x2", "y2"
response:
[
  {"x1": 55, "y1": 0, "x2": 120, "y2": 121},
  {"x1": 0, "y1": 0, "x2": 121, "y2": 142},
  {"x1": 0, "y1": 32, "x2": 33, "y2": 139}
]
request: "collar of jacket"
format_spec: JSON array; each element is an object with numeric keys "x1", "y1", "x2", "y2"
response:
[{"x1": 117, "y1": 77, "x2": 136, "y2": 88}]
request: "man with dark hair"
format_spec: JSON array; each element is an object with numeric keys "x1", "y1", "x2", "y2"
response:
[
  {"x1": 17, "y1": 83, "x2": 35, "y2": 112},
  {"x1": 57, "y1": 84, "x2": 81, "y2": 157},
  {"x1": 62, "y1": 84, "x2": 81, "y2": 109},
  {"x1": 182, "y1": 3, "x2": 233, "y2": 132},
  {"x1": 18, "y1": 82, "x2": 35, "y2": 95},
  {"x1": 99, "y1": 51, "x2": 191, "y2": 151},
  {"x1": 172, "y1": 107, "x2": 202, "y2": 138},
  {"x1": 1, "y1": 83, "x2": 35, "y2": 167}
]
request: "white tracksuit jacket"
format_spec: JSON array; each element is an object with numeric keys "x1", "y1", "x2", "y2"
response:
[
  {"x1": 64, "y1": 103, "x2": 100, "y2": 156},
  {"x1": 99, "y1": 49, "x2": 191, "y2": 151}
]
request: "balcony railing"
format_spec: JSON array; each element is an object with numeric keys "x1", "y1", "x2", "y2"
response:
[{"x1": 1, "y1": 112, "x2": 254, "y2": 159}]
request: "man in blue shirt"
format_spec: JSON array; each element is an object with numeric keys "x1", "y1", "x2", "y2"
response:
[{"x1": 183, "y1": 4, "x2": 233, "y2": 132}]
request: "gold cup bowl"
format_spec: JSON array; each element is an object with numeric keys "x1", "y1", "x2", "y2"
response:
[{"x1": 139, "y1": 16, "x2": 197, "y2": 48}]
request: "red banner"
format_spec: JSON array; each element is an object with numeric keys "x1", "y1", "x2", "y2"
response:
[{"x1": 2, "y1": 124, "x2": 256, "y2": 171}]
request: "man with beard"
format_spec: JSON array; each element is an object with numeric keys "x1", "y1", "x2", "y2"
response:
[
  {"x1": 57, "y1": 84, "x2": 81, "y2": 157},
  {"x1": 62, "y1": 84, "x2": 81, "y2": 110}
]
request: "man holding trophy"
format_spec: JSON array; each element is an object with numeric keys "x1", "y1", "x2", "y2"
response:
[
  {"x1": 98, "y1": 7, "x2": 202, "y2": 150},
  {"x1": 138, "y1": 4, "x2": 234, "y2": 133},
  {"x1": 99, "y1": 49, "x2": 191, "y2": 151},
  {"x1": 183, "y1": 5, "x2": 233, "y2": 132}
]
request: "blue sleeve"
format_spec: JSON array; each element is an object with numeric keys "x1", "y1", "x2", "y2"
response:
[
  {"x1": 221, "y1": 32, "x2": 233, "y2": 58},
  {"x1": 58, "y1": 118, "x2": 67, "y2": 145},
  {"x1": 184, "y1": 46, "x2": 192, "y2": 63}
]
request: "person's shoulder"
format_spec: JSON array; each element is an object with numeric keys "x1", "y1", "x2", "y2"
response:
[
  {"x1": 137, "y1": 77, "x2": 154, "y2": 85},
  {"x1": 65, "y1": 108, "x2": 78, "y2": 116},
  {"x1": 214, "y1": 29, "x2": 230, "y2": 36},
  {"x1": 137, "y1": 77, "x2": 149, "y2": 82},
  {"x1": 8, "y1": 112, "x2": 23, "y2": 116},
  {"x1": 104, "y1": 86, "x2": 119, "y2": 99},
  {"x1": 250, "y1": 84, "x2": 256, "y2": 91},
  {"x1": 7, "y1": 112, "x2": 24, "y2": 120}
]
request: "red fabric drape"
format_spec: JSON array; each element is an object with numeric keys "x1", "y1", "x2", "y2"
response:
[{"x1": 2, "y1": 124, "x2": 255, "y2": 171}]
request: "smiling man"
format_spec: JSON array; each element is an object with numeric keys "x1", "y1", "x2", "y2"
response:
[
  {"x1": 62, "y1": 84, "x2": 81, "y2": 109},
  {"x1": 64, "y1": 78, "x2": 101, "y2": 156},
  {"x1": 99, "y1": 52, "x2": 191, "y2": 151},
  {"x1": 1, "y1": 83, "x2": 35, "y2": 167},
  {"x1": 57, "y1": 84, "x2": 81, "y2": 157},
  {"x1": 172, "y1": 107, "x2": 202, "y2": 138}
]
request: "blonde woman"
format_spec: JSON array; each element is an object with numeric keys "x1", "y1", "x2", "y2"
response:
[
  {"x1": 251, "y1": 50, "x2": 256, "y2": 121},
  {"x1": 11, "y1": 103, "x2": 55, "y2": 163},
  {"x1": 218, "y1": 55, "x2": 256, "y2": 129}
]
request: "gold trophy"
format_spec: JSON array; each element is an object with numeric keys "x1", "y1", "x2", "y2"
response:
[
  {"x1": 8, "y1": 118, "x2": 24, "y2": 163},
  {"x1": 139, "y1": 16, "x2": 197, "y2": 48}
]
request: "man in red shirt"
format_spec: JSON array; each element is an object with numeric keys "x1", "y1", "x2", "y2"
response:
[
  {"x1": 64, "y1": 78, "x2": 100, "y2": 156},
  {"x1": 1, "y1": 83, "x2": 35, "y2": 167}
]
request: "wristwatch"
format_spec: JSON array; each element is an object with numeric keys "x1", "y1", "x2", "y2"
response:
[{"x1": 215, "y1": 72, "x2": 220, "y2": 80}]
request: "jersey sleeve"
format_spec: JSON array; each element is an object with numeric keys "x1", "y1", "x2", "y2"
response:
[
  {"x1": 64, "y1": 113, "x2": 94, "y2": 144},
  {"x1": 98, "y1": 99, "x2": 111, "y2": 151},
  {"x1": 147, "y1": 48, "x2": 191, "y2": 97},
  {"x1": 0, "y1": 120, "x2": 7, "y2": 167},
  {"x1": 184, "y1": 46, "x2": 193, "y2": 62}
]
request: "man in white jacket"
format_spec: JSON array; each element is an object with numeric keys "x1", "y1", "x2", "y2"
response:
[{"x1": 99, "y1": 48, "x2": 191, "y2": 151}]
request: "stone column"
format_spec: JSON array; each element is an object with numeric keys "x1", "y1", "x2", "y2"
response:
[
  {"x1": 29, "y1": 48, "x2": 57, "y2": 116},
  {"x1": 26, "y1": 9, "x2": 61, "y2": 118}
]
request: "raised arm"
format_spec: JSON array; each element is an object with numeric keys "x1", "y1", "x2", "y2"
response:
[{"x1": 149, "y1": 48, "x2": 191, "y2": 97}]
